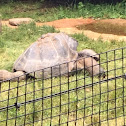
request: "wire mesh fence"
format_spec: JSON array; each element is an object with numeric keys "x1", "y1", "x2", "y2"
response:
[{"x1": 0, "y1": 47, "x2": 126, "y2": 126}]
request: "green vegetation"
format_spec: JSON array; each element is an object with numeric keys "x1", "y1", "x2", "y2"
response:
[
  {"x1": 0, "y1": 23, "x2": 57, "y2": 70},
  {"x1": 0, "y1": 1, "x2": 126, "y2": 22},
  {"x1": 0, "y1": 1, "x2": 126, "y2": 126}
]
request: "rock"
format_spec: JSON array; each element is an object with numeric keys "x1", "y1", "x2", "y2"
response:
[{"x1": 9, "y1": 18, "x2": 34, "y2": 26}]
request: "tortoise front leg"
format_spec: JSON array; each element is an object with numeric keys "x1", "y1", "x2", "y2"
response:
[
  {"x1": 76, "y1": 57, "x2": 105, "y2": 78},
  {"x1": 0, "y1": 70, "x2": 25, "y2": 81}
]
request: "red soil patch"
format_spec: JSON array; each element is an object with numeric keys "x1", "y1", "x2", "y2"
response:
[
  {"x1": 98, "y1": 19, "x2": 126, "y2": 26},
  {"x1": 77, "y1": 19, "x2": 126, "y2": 36},
  {"x1": 36, "y1": 18, "x2": 95, "y2": 28}
]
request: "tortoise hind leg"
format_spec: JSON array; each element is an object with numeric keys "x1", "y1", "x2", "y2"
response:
[{"x1": 0, "y1": 70, "x2": 25, "y2": 82}]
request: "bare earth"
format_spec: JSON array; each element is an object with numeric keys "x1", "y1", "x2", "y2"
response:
[{"x1": 2, "y1": 18, "x2": 126, "y2": 41}]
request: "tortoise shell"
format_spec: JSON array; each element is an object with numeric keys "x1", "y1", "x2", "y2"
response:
[{"x1": 13, "y1": 32, "x2": 78, "y2": 78}]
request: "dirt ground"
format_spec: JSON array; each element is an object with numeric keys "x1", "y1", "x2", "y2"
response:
[{"x1": 2, "y1": 18, "x2": 126, "y2": 41}]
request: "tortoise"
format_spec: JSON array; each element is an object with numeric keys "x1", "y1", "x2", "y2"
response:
[{"x1": 0, "y1": 32, "x2": 105, "y2": 82}]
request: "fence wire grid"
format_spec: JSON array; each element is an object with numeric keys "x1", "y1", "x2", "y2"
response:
[{"x1": 1, "y1": 47, "x2": 126, "y2": 126}]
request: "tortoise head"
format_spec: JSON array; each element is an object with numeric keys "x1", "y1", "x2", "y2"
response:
[{"x1": 78, "y1": 49, "x2": 99, "y2": 61}]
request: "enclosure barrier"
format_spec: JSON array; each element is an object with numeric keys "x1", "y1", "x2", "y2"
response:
[{"x1": 0, "y1": 47, "x2": 126, "y2": 126}]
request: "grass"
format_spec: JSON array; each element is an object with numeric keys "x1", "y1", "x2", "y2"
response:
[
  {"x1": 0, "y1": 1, "x2": 126, "y2": 125},
  {"x1": 0, "y1": 23, "x2": 57, "y2": 70},
  {"x1": 0, "y1": 23, "x2": 126, "y2": 125},
  {"x1": 0, "y1": 1, "x2": 126, "y2": 22}
]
